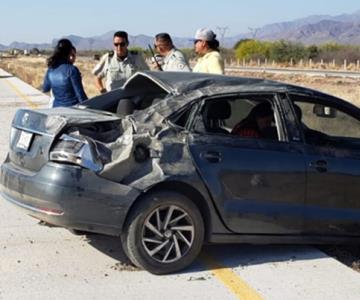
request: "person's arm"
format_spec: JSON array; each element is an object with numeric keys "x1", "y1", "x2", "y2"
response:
[
  {"x1": 42, "y1": 69, "x2": 51, "y2": 93},
  {"x1": 95, "y1": 77, "x2": 107, "y2": 94},
  {"x1": 70, "y1": 66, "x2": 88, "y2": 103},
  {"x1": 92, "y1": 54, "x2": 107, "y2": 93}
]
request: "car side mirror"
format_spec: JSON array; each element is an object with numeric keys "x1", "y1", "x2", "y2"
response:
[{"x1": 313, "y1": 104, "x2": 337, "y2": 118}]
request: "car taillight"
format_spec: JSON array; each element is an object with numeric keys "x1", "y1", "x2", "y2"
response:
[
  {"x1": 50, "y1": 134, "x2": 103, "y2": 172},
  {"x1": 9, "y1": 127, "x2": 19, "y2": 146}
]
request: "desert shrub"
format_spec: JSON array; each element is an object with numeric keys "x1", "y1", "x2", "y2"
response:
[
  {"x1": 235, "y1": 39, "x2": 270, "y2": 60},
  {"x1": 233, "y1": 38, "x2": 360, "y2": 63},
  {"x1": 317, "y1": 44, "x2": 360, "y2": 62},
  {"x1": 268, "y1": 40, "x2": 307, "y2": 63},
  {"x1": 307, "y1": 45, "x2": 319, "y2": 60},
  {"x1": 233, "y1": 39, "x2": 253, "y2": 50}
]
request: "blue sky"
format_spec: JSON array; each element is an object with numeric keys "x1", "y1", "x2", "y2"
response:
[{"x1": 0, "y1": 0, "x2": 359, "y2": 45}]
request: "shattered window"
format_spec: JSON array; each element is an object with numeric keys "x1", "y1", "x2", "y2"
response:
[{"x1": 171, "y1": 105, "x2": 194, "y2": 128}]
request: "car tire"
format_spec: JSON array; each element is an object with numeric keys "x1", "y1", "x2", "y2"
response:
[{"x1": 123, "y1": 191, "x2": 204, "y2": 275}]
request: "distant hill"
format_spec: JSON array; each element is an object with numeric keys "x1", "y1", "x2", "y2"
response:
[
  {"x1": 54, "y1": 33, "x2": 194, "y2": 50},
  {"x1": 230, "y1": 10, "x2": 360, "y2": 46},
  {"x1": 1, "y1": 10, "x2": 360, "y2": 51},
  {"x1": 7, "y1": 41, "x2": 51, "y2": 50},
  {"x1": 268, "y1": 20, "x2": 360, "y2": 44}
]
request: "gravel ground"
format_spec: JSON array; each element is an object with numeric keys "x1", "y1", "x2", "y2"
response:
[{"x1": 320, "y1": 246, "x2": 360, "y2": 272}]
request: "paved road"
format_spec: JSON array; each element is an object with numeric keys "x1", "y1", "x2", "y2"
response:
[{"x1": 1, "y1": 68, "x2": 360, "y2": 300}]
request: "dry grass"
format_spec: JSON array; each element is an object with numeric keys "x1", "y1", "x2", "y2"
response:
[
  {"x1": 227, "y1": 71, "x2": 360, "y2": 107},
  {"x1": 1, "y1": 56, "x2": 360, "y2": 107},
  {"x1": 0, "y1": 56, "x2": 98, "y2": 98}
]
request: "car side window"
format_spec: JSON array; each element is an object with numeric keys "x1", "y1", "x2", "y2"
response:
[
  {"x1": 292, "y1": 99, "x2": 360, "y2": 148},
  {"x1": 192, "y1": 96, "x2": 281, "y2": 141}
]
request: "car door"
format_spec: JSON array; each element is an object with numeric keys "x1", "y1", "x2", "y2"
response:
[
  {"x1": 188, "y1": 94, "x2": 307, "y2": 234},
  {"x1": 290, "y1": 94, "x2": 360, "y2": 236}
]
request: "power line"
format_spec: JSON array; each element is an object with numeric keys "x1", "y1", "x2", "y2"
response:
[
  {"x1": 248, "y1": 27, "x2": 260, "y2": 39},
  {"x1": 216, "y1": 26, "x2": 229, "y2": 47}
]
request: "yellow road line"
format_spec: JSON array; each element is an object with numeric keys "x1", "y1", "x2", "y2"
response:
[
  {"x1": 201, "y1": 253, "x2": 265, "y2": 300},
  {"x1": 4, "y1": 78, "x2": 39, "y2": 109}
]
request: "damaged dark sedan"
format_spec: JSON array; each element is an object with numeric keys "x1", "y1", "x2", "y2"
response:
[{"x1": 2, "y1": 71, "x2": 360, "y2": 274}]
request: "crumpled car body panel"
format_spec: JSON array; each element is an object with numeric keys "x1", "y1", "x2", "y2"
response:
[{"x1": 2, "y1": 71, "x2": 360, "y2": 241}]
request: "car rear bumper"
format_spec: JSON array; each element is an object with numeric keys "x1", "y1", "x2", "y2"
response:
[{"x1": 0, "y1": 160, "x2": 140, "y2": 235}]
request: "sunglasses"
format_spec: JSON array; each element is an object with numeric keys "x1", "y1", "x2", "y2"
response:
[
  {"x1": 154, "y1": 43, "x2": 165, "y2": 49},
  {"x1": 194, "y1": 39, "x2": 202, "y2": 45},
  {"x1": 114, "y1": 42, "x2": 127, "y2": 48}
]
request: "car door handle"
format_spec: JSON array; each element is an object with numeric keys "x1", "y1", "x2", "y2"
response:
[
  {"x1": 309, "y1": 160, "x2": 328, "y2": 173},
  {"x1": 201, "y1": 151, "x2": 222, "y2": 163}
]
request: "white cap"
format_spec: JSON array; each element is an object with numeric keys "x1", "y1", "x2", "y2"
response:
[{"x1": 194, "y1": 28, "x2": 216, "y2": 41}]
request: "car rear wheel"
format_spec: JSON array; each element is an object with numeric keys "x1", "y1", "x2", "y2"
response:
[{"x1": 123, "y1": 191, "x2": 204, "y2": 274}]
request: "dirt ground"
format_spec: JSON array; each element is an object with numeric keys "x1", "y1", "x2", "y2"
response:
[
  {"x1": 320, "y1": 246, "x2": 360, "y2": 272},
  {"x1": 227, "y1": 70, "x2": 360, "y2": 107},
  {"x1": 1, "y1": 56, "x2": 360, "y2": 106},
  {"x1": 0, "y1": 56, "x2": 98, "y2": 97}
]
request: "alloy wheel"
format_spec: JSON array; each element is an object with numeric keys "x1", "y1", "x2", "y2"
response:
[{"x1": 141, "y1": 205, "x2": 195, "y2": 263}]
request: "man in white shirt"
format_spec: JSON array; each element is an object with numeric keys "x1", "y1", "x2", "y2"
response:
[
  {"x1": 153, "y1": 33, "x2": 191, "y2": 72},
  {"x1": 92, "y1": 31, "x2": 148, "y2": 93}
]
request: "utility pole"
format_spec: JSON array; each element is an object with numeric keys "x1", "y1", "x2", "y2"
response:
[
  {"x1": 216, "y1": 26, "x2": 229, "y2": 47},
  {"x1": 131, "y1": 36, "x2": 137, "y2": 47},
  {"x1": 88, "y1": 38, "x2": 94, "y2": 51},
  {"x1": 248, "y1": 27, "x2": 259, "y2": 39}
]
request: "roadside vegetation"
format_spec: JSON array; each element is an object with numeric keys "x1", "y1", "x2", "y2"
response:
[
  {"x1": 1, "y1": 54, "x2": 360, "y2": 106},
  {"x1": 234, "y1": 39, "x2": 360, "y2": 65},
  {"x1": 0, "y1": 56, "x2": 98, "y2": 97}
]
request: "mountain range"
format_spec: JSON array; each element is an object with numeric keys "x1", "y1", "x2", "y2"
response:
[{"x1": 2, "y1": 10, "x2": 360, "y2": 51}]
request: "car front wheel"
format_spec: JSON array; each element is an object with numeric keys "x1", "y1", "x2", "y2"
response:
[{"x1": 123, "y1": 191, "x2": 204, "y2": 274}]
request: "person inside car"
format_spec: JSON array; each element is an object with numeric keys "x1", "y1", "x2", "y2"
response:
[{"x1": 231, "y1": 101, "x2": 277, "y2": 139}]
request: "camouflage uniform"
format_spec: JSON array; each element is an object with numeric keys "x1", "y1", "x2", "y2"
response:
[
  {"x1": 92, "y1": 51, "x2": 149, "y2": 91},
  {"x1": 162, "y1": 48, "x2": 191, "y2": 72}
]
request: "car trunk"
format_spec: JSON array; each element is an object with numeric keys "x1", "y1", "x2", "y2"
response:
[
  {"x1": 9, "y1": 107, "x2": 122, "y2": 172},
  {"x1": 7, "y1": 72, "x2": 178, "y2": 175}
]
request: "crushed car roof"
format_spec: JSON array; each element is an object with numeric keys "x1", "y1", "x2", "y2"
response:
[
  {"x1": 124, "y1": 71, "x2": 321, "y2": 96},
  {"x1": 125, "y1": 71, "x2": 347, "y2": 122}
]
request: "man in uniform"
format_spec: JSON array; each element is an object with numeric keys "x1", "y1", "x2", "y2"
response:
[
  {"x1": 153, "y1": 33, "x2": 191, "y2": 72},
  {"x1": 92, "y1": 31, "x2": 149, "y2": 93}
]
